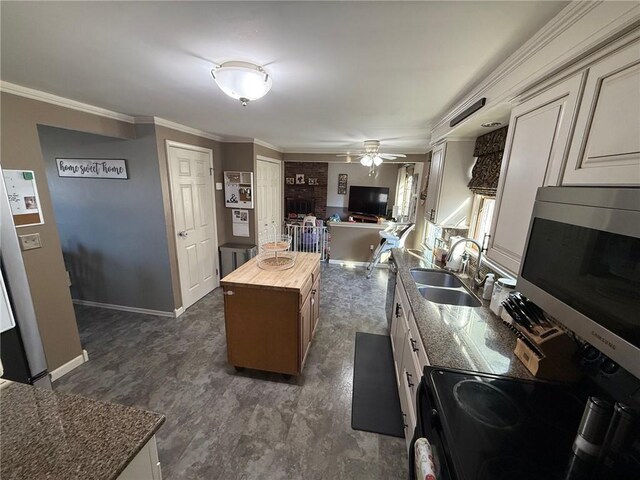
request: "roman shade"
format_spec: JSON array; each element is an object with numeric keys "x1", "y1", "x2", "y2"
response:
[{"x1": 467, "y1": 126, "x2": 508, "y2": 196}]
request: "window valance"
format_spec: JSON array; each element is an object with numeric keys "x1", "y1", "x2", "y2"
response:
[{"x1": 468, "y1": 126, "x2": 508, "y2": 196}]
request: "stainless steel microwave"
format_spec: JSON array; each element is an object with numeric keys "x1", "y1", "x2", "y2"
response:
[{"x1": 517, "y1": 187, "x2": 640, "y2": 380}]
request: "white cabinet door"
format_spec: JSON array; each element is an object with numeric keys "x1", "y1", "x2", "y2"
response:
[
  {"x1": 425, "y1": 141, "x2": 475, "y2": 226},
  {"x1": 390, "y1": 285, "x2": 407, "y2": 383},
  {"x1": 563, "y1": 39, "x2": 640, "y2": 185},
  {"x1": 487, "y1": 74, "x2": 583, "y2": 274},
  {"x1": 118, "y1": 435, "x2": 162, "y2": 480},
  {"x1": 424, "y1": 144, "x2": 444, "y2": 223}
]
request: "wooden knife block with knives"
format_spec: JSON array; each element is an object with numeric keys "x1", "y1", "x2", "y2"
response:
[{"x1": 501, "y1": 292, "x2": 580, "y2": 381}]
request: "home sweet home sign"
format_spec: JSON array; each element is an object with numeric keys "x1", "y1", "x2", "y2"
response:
[{"x1": 56, "y1": 158, "x2": 128, "y2": 179}]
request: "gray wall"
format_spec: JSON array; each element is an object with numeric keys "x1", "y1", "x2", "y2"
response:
[
  {"x1": 327, "y1": 163, "x2": 399, "y2": 209},
  {"x1": 38, "y1": 124, "x2": 175, "y2": 312}
]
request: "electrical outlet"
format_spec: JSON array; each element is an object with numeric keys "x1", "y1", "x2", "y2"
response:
[
  {"x1": 19, "y1": 233, "x2": 42, "y2": 251},
  {"x1": 215, "y1": 182, "x2": 223, "y2": 191},
  {"x1": 370, "y1": 244, "x2": 374, "y2": 251}
]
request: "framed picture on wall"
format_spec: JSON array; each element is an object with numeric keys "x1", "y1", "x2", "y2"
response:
[
  {"x1": 295, "y1": 174, "x2": 305, "y2": 184},
  {"x1": 286, "y1": 177, "x2": 295, "y2": 185},
  {"x1": 338, "y1": 173, "x2": 348, "y2": 195}
]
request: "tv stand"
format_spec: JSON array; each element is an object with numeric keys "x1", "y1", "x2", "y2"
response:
[{"x1": 350, "y1": 213, "x2": 380, "y2": 224}]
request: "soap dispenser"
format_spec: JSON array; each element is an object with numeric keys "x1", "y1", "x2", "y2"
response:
[{"x1": 482, "y1": 273, "x2": 495, "y2": 300}]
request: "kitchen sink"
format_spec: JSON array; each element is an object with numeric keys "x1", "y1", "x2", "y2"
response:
[
  {"x1": 418, "y1": 286, "x2": 482, "y2": 308},
  {"x1": 410, "y1": 268, "x2": 463, "y2": 288}
]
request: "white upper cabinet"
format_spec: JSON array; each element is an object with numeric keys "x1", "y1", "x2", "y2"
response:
[
  {"x1": 487, "y1": 74, "x2": 583, "y2": 274},
  {"x1": 562, "y1": 39, "x2": 640, "y2": 185},
  {"x1": 425, "y1": 141, "x2": 475, "y2": 227}
]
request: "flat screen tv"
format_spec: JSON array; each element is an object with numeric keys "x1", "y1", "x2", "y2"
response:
[{"x1": 348, "y1": 186, "x2": 389, "y2": 216}]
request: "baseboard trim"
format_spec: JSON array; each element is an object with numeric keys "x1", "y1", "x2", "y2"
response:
[
  {"x1": 72, "y1": 299, "x2": 175, "y2": 317},
  {"x1": 328, "y1": 259, "x2": 389, "y2": 269},
  {"x1": 50, "y1": 349, "x2": 89, "y2": 382},
  {"x1": 174, "y1": 306, "x2": 185, "y2": 318}
]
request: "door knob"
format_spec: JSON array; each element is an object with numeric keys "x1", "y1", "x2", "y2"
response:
[{"x1": 178, "y1": 230, "x2": 189, "y2": 238}]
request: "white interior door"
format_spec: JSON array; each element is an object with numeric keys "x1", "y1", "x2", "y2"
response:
[
  {"x1": 167, "y1": 142, "x2": 219, "y2": 311},
  {"x1": 256, "y1": 157, "x2": 282, "y2": 237}
]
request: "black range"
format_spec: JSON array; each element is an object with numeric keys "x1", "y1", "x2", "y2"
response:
[{"x1": 410, "y1": 366, "x2": 640, "y2": 480}]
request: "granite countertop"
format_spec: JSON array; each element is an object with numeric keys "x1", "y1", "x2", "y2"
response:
[
  {"x1": 1, "y1": 382, "x2": 165, "y2": 480},
  {"x1": 393, "y1": 248, "x2": 532, "y2": 380}
]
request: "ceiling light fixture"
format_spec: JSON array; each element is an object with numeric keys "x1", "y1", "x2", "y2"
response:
[
  {"x1": 211, "y1": 61, "x2": 272, "y2": 106},
  {"x1": 481, "y1": 121, "x2": 502, "y2": 128}
]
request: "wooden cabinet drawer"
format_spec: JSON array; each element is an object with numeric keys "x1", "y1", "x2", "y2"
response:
[
  {"x1": 299, "y1": 275, "x2": 313, "y2": 307},
  {"x1": 311, "y1": 262, "x2": 321, "y2": 284}
]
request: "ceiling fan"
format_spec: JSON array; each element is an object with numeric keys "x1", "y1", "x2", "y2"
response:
[{"x1": 337, "y1": 140, "x2": 406, "y2": 174}]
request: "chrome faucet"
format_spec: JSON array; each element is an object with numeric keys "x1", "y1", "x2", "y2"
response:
[{"x1": 444, "y1": 238, "x2": 484, "y2": 289}]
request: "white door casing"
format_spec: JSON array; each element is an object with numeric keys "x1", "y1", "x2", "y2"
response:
[
  {"x1": 256, "y1": 156, "x2": 282, "y2": 238},
  {"x1": 166, "y1": 141, "x2": 219, "y2": 311}
]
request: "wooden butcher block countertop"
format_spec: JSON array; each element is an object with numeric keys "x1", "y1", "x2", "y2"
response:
[{"x1": 221, "y1": 252, "x2": 321, "y2": 291}]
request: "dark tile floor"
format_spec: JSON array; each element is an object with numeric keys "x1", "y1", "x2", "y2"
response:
[{"x1": 55, "y1": 264, "x2": 408, "y2": 479}]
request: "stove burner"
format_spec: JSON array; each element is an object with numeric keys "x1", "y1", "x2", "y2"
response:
[
  {"x1": 528, "y1": 388, "x2": 583, "y2": 433},
  {"x1": 478, "y1": 456, "x2": 564, "y2": 480},
  {"x1": 453, "y1": 380, "x2": 519, "y2": 429}
]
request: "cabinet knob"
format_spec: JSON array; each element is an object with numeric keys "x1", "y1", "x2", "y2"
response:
[
  {"x1": 224, "y1": 290, "x2": 235, "y2": 296},
  {"x1": 410, "y1": 338, "x2": 419, "y2": 353}
]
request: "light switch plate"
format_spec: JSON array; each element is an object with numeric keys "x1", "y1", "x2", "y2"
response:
[
  {"x1": 215, "y1": 182, "x2": 223, "y2": 191},
  {"x1": 19, "y1": 233, "x2": 42, "y2": 251}
]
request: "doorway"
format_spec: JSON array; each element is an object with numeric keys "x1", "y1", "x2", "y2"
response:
[
  {"x1": 256, "y1": 156, "x2": 282, "y2": 238},
  {"x1": 166, "y1": 141, "x2": 219, "y2": 311}
]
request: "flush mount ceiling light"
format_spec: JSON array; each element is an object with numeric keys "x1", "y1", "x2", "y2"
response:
[
  {"x1": 481, "y1": 121, "x2": 502, "y2": 128},
  {"x1": 211, "y1": 61, "x2": 272, "y2": 106}
]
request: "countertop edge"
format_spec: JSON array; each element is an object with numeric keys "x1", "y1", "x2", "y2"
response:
[
  {"x1": 109, "y1": 413, "x2": 166, "y2": 480},
  {"x1": 392, "y1": 248, "x2": 533, "y2": 380}
]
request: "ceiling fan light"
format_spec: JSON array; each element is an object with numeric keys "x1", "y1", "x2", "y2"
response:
[
  {"x1": 373, "y1": 155, "x2": 383, "y2": 166},
  {"x1": 360, "y1": 155, "x2": 373, "y2": 167},
  {"x1": 211, "y1": 61, "x2": 272, "y2": 106}
]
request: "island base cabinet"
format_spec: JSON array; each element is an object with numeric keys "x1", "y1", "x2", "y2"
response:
[
  {"x1": 118, "y1": 435, "x2": 162, "y2": 480},
  {"x1": 224, "y1": 286, "x2": 300, "y2": 375},
  {"x1": 223, "y1": 259, "x2": 321, "y2": 375}
]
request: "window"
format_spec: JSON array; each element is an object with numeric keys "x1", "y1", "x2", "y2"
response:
[
  {"x1": 395, "y1": 165, "x2": 418, "y2": 221},
  {"x1": 468, "y1": 194, "x2": 495, "y2": 254}
]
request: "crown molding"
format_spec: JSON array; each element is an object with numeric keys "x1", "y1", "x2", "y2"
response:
[
  {"x1": 281, "y1": 147, "x2": 428, "y2": 155},
  {"x1": 148, "y1": 116, "x2": 225, "y2": 142},
  {"x1": 254, "y1": 138, "x2": 284, "y2": 153},
  {"x1": 0, "y1": 81, "x2": 136, "y2": 123},
  {"x1": 429, "y1": 0, "x2": 627, "y2": 134}
]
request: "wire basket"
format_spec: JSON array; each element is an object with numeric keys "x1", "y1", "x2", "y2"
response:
[{"x1": 257, "y1": 225, "x2": 296, "y2": 271}]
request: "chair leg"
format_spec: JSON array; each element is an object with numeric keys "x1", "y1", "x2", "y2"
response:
[
  {"x1": 367, "y1": 251, "x2": 382, "y2": 278},
  {"x1": 367, "y1": 243, "x2": 384, "y2": 271}
]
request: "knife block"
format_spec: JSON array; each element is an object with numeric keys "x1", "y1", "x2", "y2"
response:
[{"x1": 501, "y1": 310, "x2": 580, "y2": 381}]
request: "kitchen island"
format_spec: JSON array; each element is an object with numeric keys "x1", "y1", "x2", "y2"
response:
[
  {"x1": 221, "y1": 252, "x2": 321, "y2": 375},
  {"x1": 0, "y1": 381, "x2": 165, "y2": 480}
]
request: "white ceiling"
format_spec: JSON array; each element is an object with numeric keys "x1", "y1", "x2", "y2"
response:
[{"x1": 1, "y1": 1, "x2": 568, "y2": 152}]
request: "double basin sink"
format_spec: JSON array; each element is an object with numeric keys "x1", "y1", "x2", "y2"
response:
[{"x1": 410, "y1": 268, "x2": 481, "y2": 307}]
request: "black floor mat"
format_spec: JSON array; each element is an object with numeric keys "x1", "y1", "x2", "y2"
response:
[{"x1": 351, "y1": 332, "x2": 404, "y2": 438}]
